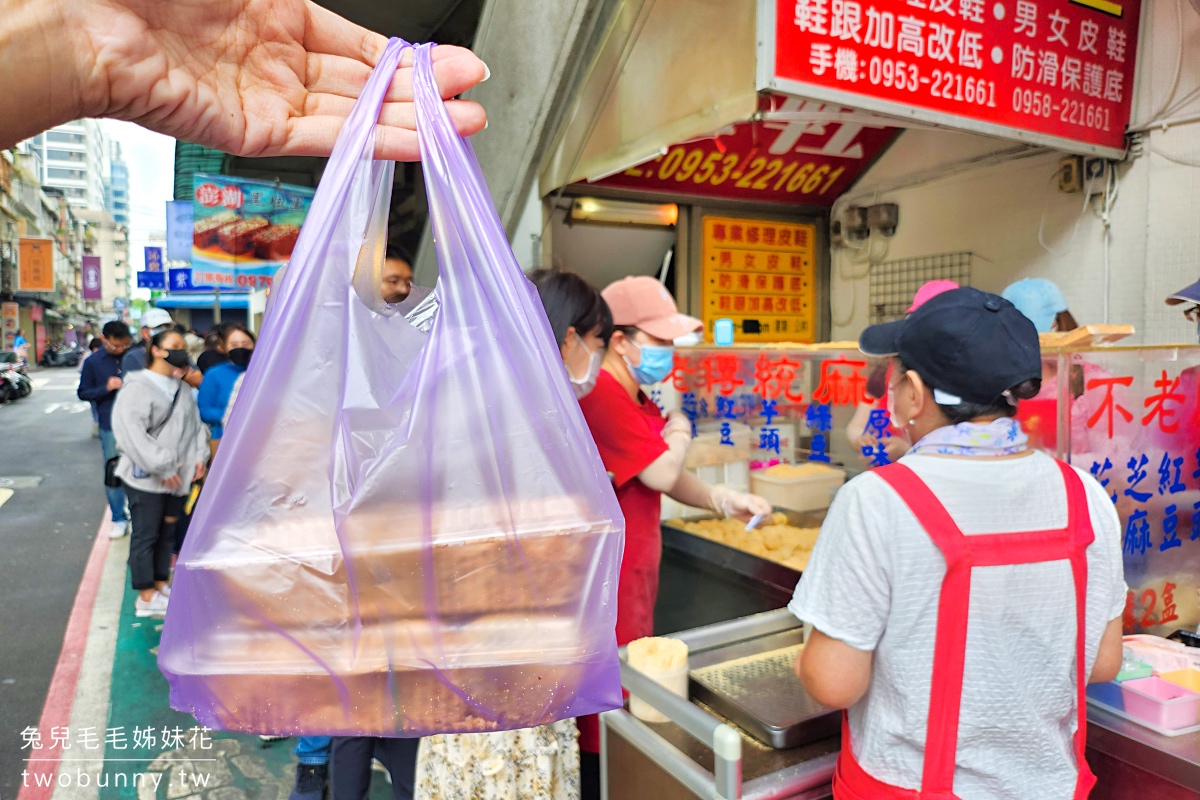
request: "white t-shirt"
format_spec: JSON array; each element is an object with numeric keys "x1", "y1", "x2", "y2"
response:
[{"x1": 789, "y1": 451, "x2": 1126, "y2": 800}]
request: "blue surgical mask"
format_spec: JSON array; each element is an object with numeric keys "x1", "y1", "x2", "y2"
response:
[{"x1": 625, "y1": 339, "x2": 674, "y2": 385}]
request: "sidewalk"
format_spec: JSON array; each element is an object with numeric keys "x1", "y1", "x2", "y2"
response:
[{"x1": 21, "y1": 515, "x2": 394, "y2": 800}]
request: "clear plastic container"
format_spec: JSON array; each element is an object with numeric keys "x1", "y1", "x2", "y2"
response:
[
  {"x1": 750, "y1": 465, "x2": 846, "y2": 512},
  {"x1": 1119, "y1": 676, "x2": 1200, "y2": 730}
]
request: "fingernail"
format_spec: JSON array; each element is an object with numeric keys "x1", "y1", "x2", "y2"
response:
[
  {"x1": 482, "y1": 62, "x2": 491, "y2": 82},
  {"x1": 484, "y1": 119, "x2": 489, "y2": 129}
]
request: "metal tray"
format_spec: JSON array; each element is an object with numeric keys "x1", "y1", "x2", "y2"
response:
[
  {"x1": 688, "y1": 629, "x2": 840, "y2": 749},
  {"x1": 660, "y1": 509, "x2": 825, "y2": 595}
]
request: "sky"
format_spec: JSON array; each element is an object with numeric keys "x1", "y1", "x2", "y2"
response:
[{"x1": 102, "y1": 120, "x2": 177, "y2": 298}]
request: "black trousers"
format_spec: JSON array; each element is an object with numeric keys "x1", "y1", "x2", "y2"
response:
[
  {"x1": 125, "y1": 486, "x2": 185, "y2": 590},
  {"x1": 330, "y1": 737, "x2": 418, "y2": 800}
]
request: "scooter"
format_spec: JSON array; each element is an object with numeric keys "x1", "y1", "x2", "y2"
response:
[
  {"x1": 0, "y1": 363, "x2": 30, "y2": 401},
  {"x1": 38, "y1": 342, "x2": 83, "y2": 367}
]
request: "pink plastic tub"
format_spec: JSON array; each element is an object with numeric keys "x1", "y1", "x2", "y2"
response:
[{"x1": 1120, "y1": 676, "x2": 1200, "y2": 730}]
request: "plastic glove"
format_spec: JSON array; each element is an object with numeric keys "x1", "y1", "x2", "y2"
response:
[
  {"x1": 709, "y1": 486, "x2": 773, "y2": 522},
  {"x1": 662, "y1": 411, "x2": 693, "y2": 443}
]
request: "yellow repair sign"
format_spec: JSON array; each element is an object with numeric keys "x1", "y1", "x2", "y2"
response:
[{"x1": 701, "y1": 216, "x2": 817, "y2": 343}]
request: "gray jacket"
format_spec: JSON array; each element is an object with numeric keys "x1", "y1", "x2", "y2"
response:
[{"x1": 111, "y1": 370, "x2": 209, "y2": 495}]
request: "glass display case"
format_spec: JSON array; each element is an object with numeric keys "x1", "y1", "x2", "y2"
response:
[{"x1": 656, "y1": 342, "x2": 1200, "y2": 637}]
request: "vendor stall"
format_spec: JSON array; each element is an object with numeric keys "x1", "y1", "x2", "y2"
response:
[{"x1": 625, "y1": 340, "x2": 1200, "y2": 799}]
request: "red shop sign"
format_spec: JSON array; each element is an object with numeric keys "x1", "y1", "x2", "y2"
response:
[
  {"x1": 588, "y1": 95, "x2": 899, "y2": 205},
  {"x1": 760, "y1": 0, "x2": 1141, "y2": 158}
]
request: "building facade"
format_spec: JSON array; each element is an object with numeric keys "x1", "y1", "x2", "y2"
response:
[
  {"x1": 25, "y1": 120, "x2": 109, "y2": 211},
  {"x1": 107, "y1": 141, "x2": 130, "y2": 226}
]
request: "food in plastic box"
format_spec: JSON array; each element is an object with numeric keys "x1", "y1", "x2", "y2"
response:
[
  {"x1": 252, "y1": 224, "x2": 301, "y2": 260},
  {"x1": 218, "y1": 217, "x2": 271, "y2": 256},
  {"x1": 686, "y1": 423, "x2": 753, "y2": 468},
  {"x1": 193, "y1": 212, "x2": 239, "y2": 249},
  {"x1": 163, "y1": 615, "x2": 591, "y2": 734},
  {"x1": 195, "y1": 498, "x2": 609, "y2": 628},
  {"x1": 626, "y1": 636, "x2": 688, "y2": 723},
  {"x1": 1119, "y1": 676, "x2": 1200, "y2": 730},
  {"x1": 750, "y1": 463, "x2": 846, "y2": 512},
  {"x1": 669, "y1": 513, "x2": 819, "y2": 571},
  {"x1": 1122, "y1": 634, "x2": 1200, "y2": 675}
]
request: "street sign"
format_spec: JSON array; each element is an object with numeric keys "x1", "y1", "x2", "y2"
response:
[
  {"x1": 758, "y1": 0, "x2": 1141, "y2": 158},
  {"x1": 113, "y1": 297, "x2": 130, "y2": 311},
  {"x1": 137, "y1": 271, "x2": 166, "y2": 289},
  {"x1": 592, "y1": 95, "x2": 898, "y2": 205},
  {"x1": 144, "y1": 246, "x2": 164, "y2": 272},
  {"x1": 167, "y1": 267, "x2": 211, "y2": 292},
  {"x1": 82, "y1": 256, "x2": 102, "y2": 300}
]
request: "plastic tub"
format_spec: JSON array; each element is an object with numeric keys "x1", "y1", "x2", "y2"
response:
[
  {"x1": 1086, "y1": 681, "x2": 1125, "y2": 712},
  {"x1": 750, "y1": 465, "x2": 846, "y2": 512},
  {"x1": 627, "y1": 638, "x2": 689, "y2": 724},
  {"x1": 1161, "y1": 669, "x2": 1200, "y2": 693},
  {"x1": 1119, "y1": 676, "x2": 1200, "y2": 730}
]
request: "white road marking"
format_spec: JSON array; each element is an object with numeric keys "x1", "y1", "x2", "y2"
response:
[{"x1": 44, "y1": 401, "x2": 91, "y2": 414}]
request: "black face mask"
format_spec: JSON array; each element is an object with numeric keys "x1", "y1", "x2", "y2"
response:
[
  {"x1": 227, "y1": 347, "x2": 253, "y2": 368},
  {"x1": 164, "y1": 348, "x2": 190, "y2": 369}
]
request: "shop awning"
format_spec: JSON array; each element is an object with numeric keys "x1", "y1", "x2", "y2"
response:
[
  {"x1": 539, "y1": 0, "x2": 758, "y2": 194},
  {"x1": 155, "y1": 293, "x2": 250, "y2": 310}
]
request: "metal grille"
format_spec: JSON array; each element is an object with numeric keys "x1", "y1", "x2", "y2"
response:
[
  {"x1": 868, "y1": 252, "x2": 974, "y2": 324},
  {"x1": 691, "y1": 645, "x2": 806, "y2": 705}
]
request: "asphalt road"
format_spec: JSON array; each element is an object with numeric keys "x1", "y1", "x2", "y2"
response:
[{"x1": 0, "y1": 365, "x2": 108, "y2": 798}]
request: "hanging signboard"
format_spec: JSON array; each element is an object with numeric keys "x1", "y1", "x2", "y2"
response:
[
  {"x1": 759, "y1": 0, "x2": 1142, "y2": 158},
  {"x1": 192, "y1": 174, "x2": 314, "y2": 290},
  {"x1": 166, "y1": 200, "x2": 195, "y2": 262},
  {"x1": 18, "y1": 237, "x2": 55, "y2": 292},
  {"x1": 82, "y1": 256, "x2": 103, "y2": 300},
  {"x1": 1, "y1": 302, "x2": 18, "y2": 350},
  {"x1": 701, "y1": 216, "x2": 818, "y2": 343},
  {"x1": 591, "y1": 95, "x2": 899, "y2": 205}
]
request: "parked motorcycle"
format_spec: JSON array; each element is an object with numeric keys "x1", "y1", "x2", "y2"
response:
[
  {"x1": 0, "y1": 356, "x2": 31, "y2": 402},
  {"x1": 38, "y1": 341, "x2": 83, "y2": 367}
]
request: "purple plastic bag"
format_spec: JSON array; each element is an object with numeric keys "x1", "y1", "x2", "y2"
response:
[{"x1": 158, "y1": 40, "x2": 625, "y2": 736}]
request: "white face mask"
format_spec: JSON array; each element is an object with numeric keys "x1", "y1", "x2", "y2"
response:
[{"x1": 567, "y1": 332, "x2": 601, "y2": 399}]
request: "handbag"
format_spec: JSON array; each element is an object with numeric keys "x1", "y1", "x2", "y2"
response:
[{"x1": 108, "y1": 386, "x2": 181, "y2": 484}]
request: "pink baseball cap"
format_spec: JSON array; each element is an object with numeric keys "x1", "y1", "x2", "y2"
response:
[
  {"x1": 602, "y1": 276, "x2": 702, "y2": 341},
  {"x1": 907, "y1": 280, "x2": 960, "y2": 313}
]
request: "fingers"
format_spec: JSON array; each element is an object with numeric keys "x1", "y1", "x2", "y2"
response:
[
  {"x1": 284, "y1": 101, "x2": 486, "y2": 161},
  {"x1": 304, "y1": 94, "x2": 485, "y2": 132},
  {"x1": 303, "y1": 2, "x2": 390, "y2": 66},
  {"x1": 306, "y1": 49, "x2": 487, "y2": 103}
]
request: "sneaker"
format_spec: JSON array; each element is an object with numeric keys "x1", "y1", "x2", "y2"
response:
[
  {"x1": 109, "y1": 520, "x2": 129, "y2": 539},
  {"x1": 134, "y1": 591, "x2": 169, "y2": 618},
  {"x1": 289, "y1": 763, "x2": 328, "y2": 800}
]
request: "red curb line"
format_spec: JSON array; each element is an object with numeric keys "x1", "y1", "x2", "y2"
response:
[{"x1": 16, "y1": 513, "x2": 113, "y2": 800}]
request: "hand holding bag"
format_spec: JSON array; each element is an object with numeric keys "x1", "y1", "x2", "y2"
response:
[{"x1": 157, "y1": 40, "x2": 625, "y2": 737}]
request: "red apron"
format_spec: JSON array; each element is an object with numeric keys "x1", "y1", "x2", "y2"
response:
[{"x1": 833, "y1": 460, "x2": 1097, "y2": 800}]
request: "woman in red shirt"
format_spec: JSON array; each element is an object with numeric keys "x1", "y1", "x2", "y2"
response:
[{"x1": 576, "y1": 276, "x2": 770, "y2": 796}]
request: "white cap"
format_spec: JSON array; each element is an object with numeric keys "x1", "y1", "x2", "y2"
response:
[{"x1": 140, "y1": 308, "x2": 174, "y2": 332}]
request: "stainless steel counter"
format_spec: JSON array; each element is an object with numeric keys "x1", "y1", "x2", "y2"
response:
[
  {"x1": 602, "y1": 609, "x2": 837, "y2": 800},
  {"x1": 1088, "y1": 704, "x2": 1200, "y2": 792}
]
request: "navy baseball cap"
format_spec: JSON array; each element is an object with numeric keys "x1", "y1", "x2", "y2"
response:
[
  {"x1": 859, "y1": 287, "x2": 1042, "y2": 406},
  {"x1": 1166, "y1": 280, "x2": 1200, "y2": 306}
]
